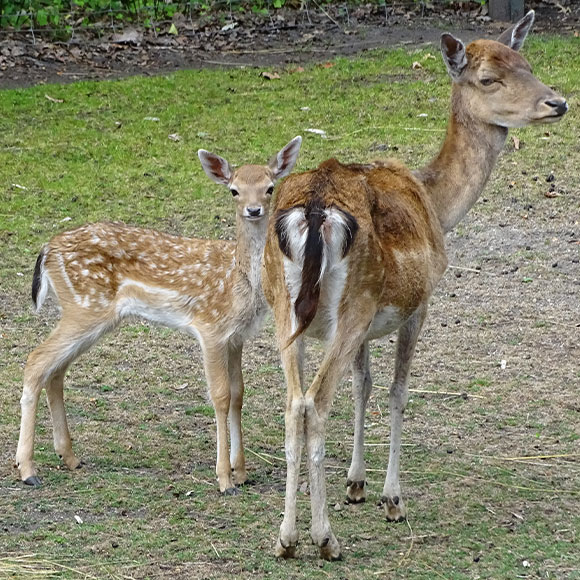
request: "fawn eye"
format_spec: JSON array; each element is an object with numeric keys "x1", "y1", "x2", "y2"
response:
[
  {"x1": 267, "y1": 186, "x2": 274, "y2": 195},
  {"x1": 480, "y1": 78, "x2": 495, "y2": 87},
  {"x1": 230, "y1": 188, "x2": 239, "y2": 197}
]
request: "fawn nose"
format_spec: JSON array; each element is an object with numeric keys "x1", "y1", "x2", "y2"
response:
[
  {"x1": 545, "y1": 97, "x2": 568, "y2": 117},
  {"x1": 246, "y1": 206, "x2": 263, "y2": 218}
]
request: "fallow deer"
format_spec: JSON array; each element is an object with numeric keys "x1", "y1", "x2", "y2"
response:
[
  {"x1": 262, "y1": 12, "x2": 567, "y2": 560},
  {"x1": 15, "y1": 136, "x2": 302, "y2": 494}
]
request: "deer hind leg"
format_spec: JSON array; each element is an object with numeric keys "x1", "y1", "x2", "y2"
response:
[
  {"x1": 203, "y1": 343, "x2": 236, "y2": 494},
  {"x1": 227, "y1": 342, "x2": 246, "y2": 487},
  {"x1": 16, "y1": 319, "x2": 110, "y2": 485},
  {"x1": 381, "y1": 303, "x2": 427, "y2": 522},
  {"x1": 45, "y1": 367, "x2": 80, "y2": 471},
  {"x1": 346, "y1": 340, "x2": 372, "y2": 504},
  {"x1": 305, "y1": 319, "x2": 373, "y2": 561},
  {"x1": 275, "y1": 336, "x2": 305, "y2": 559}
]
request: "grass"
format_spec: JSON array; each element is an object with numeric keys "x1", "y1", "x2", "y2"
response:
[{"x1": 1, "y1": 33, "x2": 580, "y2": 579}]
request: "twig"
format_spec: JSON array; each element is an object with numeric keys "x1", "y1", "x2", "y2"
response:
[
  {"x1": 448, "y1": 264, "x2": 482, "y2": 273},
  {"x1": 246, "y1": 448, "x2": 275, "y2": 465},
  {"x1": 486, "y1": 453, "x2": 579, "y2": 462},
  {"x1": 374, "y1": 385, "x2": 485, "y2": 399},
  {"x1": 311, "y1": 0, "x2": 340, "y2": 27},
  {"x1": 210, "y1": 542, "x2": 221, "y2": 558},
  {"x1": 398, "y1": 518, "x2": 415, "y2": 567}
]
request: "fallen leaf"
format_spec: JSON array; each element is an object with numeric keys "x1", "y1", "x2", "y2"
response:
[
  {"x1": 512, "y1": 136, "x2": 520, "y2": 150},
  {"x1": 319, "y1": 62, "x2": 334, "y2": 69},
  {"x1": 144, "y1": 116, "x2": 160, "y2": 122},
  {"x1": 260, "y1": 71, "x2": 280, "y2": 80},
  {"x1": 74, "y1": 515, "x2": 83, "y2": 524},
  {"x1": 168, "y1": 23, "x2": 178, "y2": 35},
  {"x1": 305, "y1": 128, "x2": 326, "y2": 137},
  {"x1": 168, "y1": 133, "x2": 181, "y2": 142},
  {"x1": 412, "y1": 61, "x2": 423, "y2": 69},
  {"x1": 221, "y1": 22, "x2": 237, "y2": 32},
  {"x1": 544, "y1": 191, "x2": 561, "y2": 198},
  {"x1": 45, "y1": 94, "x2": 63, "y2": 103}
]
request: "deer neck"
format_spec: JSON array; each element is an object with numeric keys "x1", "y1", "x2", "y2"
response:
[
  {"x1": 234, "y1": 215, "x2": 268, "y2": 292},
  {"x1": 415, "y1": 86, "x2": 509, "y2": 233}
]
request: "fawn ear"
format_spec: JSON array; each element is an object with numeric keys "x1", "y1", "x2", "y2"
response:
[
  {"x1": 198, "y1": 150, "x2": 233, "y2": 186},
  {"x1": 269, "y1": 136, "x2": 302, "y2": 181},
  {"x1": 497, "y1": 10, "x2": 534, "y2": 52},
  {"x1": 441, "y1": 33, "x2": 467, "y2": 81}
]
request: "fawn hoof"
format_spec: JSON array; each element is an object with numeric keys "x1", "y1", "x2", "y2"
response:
[
  {"x1": 346, "y1": 479, "x2": 366, "y2": 504},
  {"x1": 222, "y1": 486, "x2": 241, "y2": 496},
  {"x1": 379, "y1": 495, "x2": 407, "y2": 522},
  {"x1": 232, "y1": 468, "x2": 248, "y2": 487},
  {"x1": 23, "y1": 475, "x2": 43, "y2": 487},
  {"x1": 319, "y1": 534, "x2": 342, "y2": 561},
  {"x1": 275, "y1": 537, "x2": 297, "y2": 559},
  {"x1": 59, "y1": 453, "x2": 82, "y2": 471}
]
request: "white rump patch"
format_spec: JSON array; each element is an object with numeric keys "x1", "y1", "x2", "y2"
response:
[
  {"x1": 279, "y1": 207, "x2": 353, "y2": 341},
  {"x1": 34, "y1": 250, "x2": 50, "y2": 312}
]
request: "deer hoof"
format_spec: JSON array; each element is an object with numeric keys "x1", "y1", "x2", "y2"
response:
[
  {"x1": 222, "y1": 486, "x2": 240, "y2": 496},
  {"x1": 346, "y1": 479, "x2": 366, "y2": 504},
  {"x1": 319, "y1": 534, "x2": 342, "y2": 561},
  {"x1": 23, "y1": 475, "x2": 43, "y2": 487},
  {"x1": 275, "y1": 537, "x2": 297, "y2": 559},
  {"x1": 379, "y1": 495, "x2": 407, "y2": 522}
]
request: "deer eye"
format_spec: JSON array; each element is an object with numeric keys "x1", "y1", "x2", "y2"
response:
[
  {"x1": 266, "y1": 185, "x2": 274, "y2": 195},
  {"x1": 480, "y1": 78, "x2": 495, "y2": 87},
  {"x1": 230, "y1": 188, "x2": 239, "y2": 197}
]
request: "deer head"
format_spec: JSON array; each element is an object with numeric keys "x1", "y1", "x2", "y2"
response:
[
  {"x1": 198, "y1": 136, "x2": 302, "y2": 222},
  {"x1": 441, "y1": 10, "x2": 568, "y2": 128}
]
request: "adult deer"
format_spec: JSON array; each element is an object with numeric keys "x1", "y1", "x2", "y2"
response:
[
  {"x1": 262, "y1": 12, "x2": 567, "y2": 560},
  {"x1": 16, "y1": 136, "x2": 302, "y2": 494}
]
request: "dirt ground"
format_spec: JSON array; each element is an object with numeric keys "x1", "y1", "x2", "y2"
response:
[{"x1": 1, "y1": 0, "x2": 579, "y2": 90}]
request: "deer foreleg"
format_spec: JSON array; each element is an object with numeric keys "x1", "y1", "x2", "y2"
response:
[
  {"x1": 227, "y1": 342, "x2": 246, "y2": 486},
  {"x1": 346, "y1": 340, "x2": 372, "y2": 503},
  {"x1": 204, "y1": 345, "x2": 236, "y2": 494},
  {"x1": 381, "y1": 303, "x2": 427, "y2": 522}
]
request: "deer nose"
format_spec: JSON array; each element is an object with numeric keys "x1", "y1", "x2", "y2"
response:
[
  {"x1": 246, "y1": 207, "x2": 263, "y2": 218},
  {"x1": 545, "y1": 97, "x2": 568, "y2": 116}
]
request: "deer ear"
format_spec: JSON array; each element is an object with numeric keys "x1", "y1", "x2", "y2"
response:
[
  {"x1": 441, "y1": 34, "x2": 467, "y2": 81},
  {"x1": 497, "y1": 10, "x2": 534, "y2": 52},
  {"x1": 198, "y1": 150, "x2": 233, "y2": 186},
  {"x1": 269, "y1": 136, "x2": 302, "y2": 181}
]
